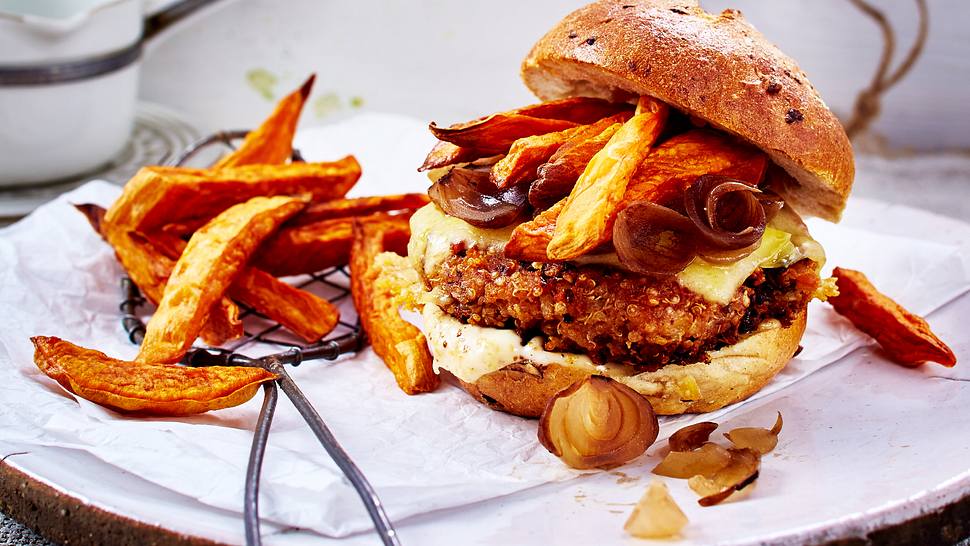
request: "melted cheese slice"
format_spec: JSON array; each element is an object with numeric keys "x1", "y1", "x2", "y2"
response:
[
  {"x1": 409, "y1": 203, "x2": 823, "y2": 304},
  {"x1": 422, "y1": 301, "x2": 782, "y2": 388}
]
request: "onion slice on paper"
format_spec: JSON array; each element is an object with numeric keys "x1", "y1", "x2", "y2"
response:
[{"x1": 668, "y1": 421, "x2": 719, "y2": 452}]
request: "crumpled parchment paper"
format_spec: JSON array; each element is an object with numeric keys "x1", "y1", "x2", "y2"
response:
[{"x1": 0, "y1": 113, "x2": 967, "y2": 537}]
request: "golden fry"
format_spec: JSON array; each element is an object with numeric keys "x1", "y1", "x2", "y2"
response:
[
  {"x1": 138, "y1": 196, "x2": 306, "y2": 363},
  {"x1": 829, "y1": 267, "x2": 956, "y2": 367},
  {"x1": 351, "y1": 216, "x2": 438, "y2": 394},
  {"x1": 32, "y1": 336, "x2": 274, "y2": 416},
  {"x1": 214, "y1": 75, "x2": 314, "y2": 168},
  {"x1": 547, "y1": 96, "x2": 669, "y2": 260},
  {"x1": 104, "y1": 158, "x2": 360, "y2": 233}
]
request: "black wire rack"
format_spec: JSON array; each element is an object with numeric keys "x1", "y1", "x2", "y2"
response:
[{"x1": 119, "y1": 131, "x2": 401, "y2": 546}]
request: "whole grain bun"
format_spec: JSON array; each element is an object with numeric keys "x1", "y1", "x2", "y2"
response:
[
  {"x1": 521, "y1": 0, "x2": 853, "y2": 221},
  {"x1": 449, "y1": 313, "x2": 805, "y2": 417}
]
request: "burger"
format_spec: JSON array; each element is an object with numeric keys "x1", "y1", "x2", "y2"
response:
[{"x1": 385, "y1": 0, "x2": 853, "y2": 416}]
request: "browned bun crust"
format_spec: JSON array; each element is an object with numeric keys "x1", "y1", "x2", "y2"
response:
[
  {"x1": 451, "y1": 312, "x2": 806, "y2": 417},
  {"x1": 521, "y1": 0, "x2": 853, "y2": 221}
]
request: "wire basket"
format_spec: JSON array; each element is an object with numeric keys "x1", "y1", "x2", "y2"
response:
[{"x1": 118, "y1": 130, "x2": 400, "y2": 546}]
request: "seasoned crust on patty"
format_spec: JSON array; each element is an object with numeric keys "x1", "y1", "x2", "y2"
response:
[{"x1": 426, "y1": 246, "x2": 818, "y2": 369}]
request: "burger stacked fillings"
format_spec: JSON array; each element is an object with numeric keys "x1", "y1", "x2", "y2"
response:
[{"x1": 398, "y1": 0, "x2": 854, "y2": 417}]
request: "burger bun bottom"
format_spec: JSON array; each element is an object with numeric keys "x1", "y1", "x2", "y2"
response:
[{"x1": 438, "y1": 312, "x2": 806, "y2": 417}]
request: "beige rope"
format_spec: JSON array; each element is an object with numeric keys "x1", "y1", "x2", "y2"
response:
[{"x1": 844, "y1": 0, "x2": 928, "y2": 139}]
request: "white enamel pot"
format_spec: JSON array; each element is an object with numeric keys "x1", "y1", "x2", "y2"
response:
[{"x1": 0, "y1": 0, "x2": 217, "y2": 186}]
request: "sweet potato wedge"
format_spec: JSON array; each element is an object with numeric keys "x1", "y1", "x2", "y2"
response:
[
  {"x1": 508, "y1": 129, "x2": 767, "y2": 260},
  {"x1": 430, "y1": 115, "x2": 577, "y2": 154},
  {"x1": 74, "y1": 204, "x2": 243, "y2": 345},
  {"x1": 513, "y1": 96, "x2": 634, "y2": 124},
  {"x1": 254, "y1": 209, "x2": 419, "y2": 276},
  {"x1": 529, "y1": 115, "x2": 627, "y2": 208},
  {"x1": 350, "y1": 216, "x2": 438, "y2": 394},
  {"x1": 146, "y1": 228, "x2": 340, "y2": 343},
  {"x1": 547, "y1": 96, "x2": 669, "y2": 260},
  {"x1": 291, "y1": 194, "x2": 429, "y2": 226},
  {"x1": 253, "y1": 217, "x2": 354, "y2": 277},
  {"x1": 504, "y1": 199, "x2": 566, "y2": 262},
  {"x1": 213, "y1": 75, "x2": 314, "y2": 168},
  {"x1": 623, "y1": 130, "x2": 767, "y2": 207},
  {"x1": 32, "y1": 336, "x2": 274, "y2": 416},
  {"x1": 489, "y1": 125, "x2": 586, "y2": 189},
  {"x1": 418, "y1": 141, "x2": 484, "y2": 172},
  {"x1": 228, "y1": 268, "x2": 339, "y2": 343},
  {"x1": 138, "y1": 196, "x2": 306, "y2": 363},
  {"x1": 829, "y1": 267, "x2": 956, "y2": 367},
  {"x1": 104, "y1": 158, "x2": 360, "y2": 233},
  {"x1": 428, "y1": 97, "x2": 632, "y2": 155}
]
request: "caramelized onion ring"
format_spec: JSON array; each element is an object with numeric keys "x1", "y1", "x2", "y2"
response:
[
  {"x1": 614, "y1": 201, "x2": 698, "y2": 275},
  {"x1": 758, "y1": 191, "x2": 785, "y2": 223},
  {"x1": 428, "y1": 167, "x2": 528, "y2": 228},
  {"x1": 685, "y1": 174, "x2": 766, "y2": 250}
]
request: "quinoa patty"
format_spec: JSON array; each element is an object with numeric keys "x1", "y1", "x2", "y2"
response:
[{"x1": 425, "y1": 247, "x2": 819, "y2": 369}]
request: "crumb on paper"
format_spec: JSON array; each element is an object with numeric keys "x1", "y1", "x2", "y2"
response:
[{"x1": 611, "y1": 471, "x2": 640, "y2": 486}]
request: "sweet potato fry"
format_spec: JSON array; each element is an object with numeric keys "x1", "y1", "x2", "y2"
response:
[
  {"x1": 254, "y1": 209, "x2": 419, "y2": 276},
  {"x1": 146, "y1": 228, "x2": 340, "y2": 343},
  {"x1": 504, "y1": 199, "x2": 565, "y2": 261},
  {"x1": 507, "y1": 129, "x2": 767, "y2": 260},
  {"x1": 32, "y1": 336, "x2": 274, "y2": 416},
  {"x1": 513, "y1": 96, "x2": 634, "y2": 124},
  {"x1": 228, "y1": 268, "x2": 339, "y2": 343},
  {"x1": 489, "y1": 124, "x2": 588, "y2": 189},
  {"x1": 829, "y1": 267, "x2": 956, "y2": 367},
  {"x1": 430, "y1": 115, "x2": 578, "y2": 154},
  {"x1": 253, "y1": 217, "x2": 354, "y2": 277},
  {"x1": 351, "y1": 216, "x2": 438, "y2": 394},
  {"x1": 73, "y1": 205, "x2": 243, "y2": 345},
  {"x1": 213, "y1": 75, "x2": 314, "y2": 168},
  {"x1": 529, "y1": 114, "x2": 628, "y2": 208},
  {"x1": 418, "y1": 140, "x2": 484, "y2": 172},
  {"x1": 624, "y1": 129, "x2": 767, "y2": 207},
  {"x1": 547, "y1": 96, "x2": 669, "y2": 260},
  {"x1": 423, "y1": 98, "x2": 630, "y2": 167},
  {"x1": 198, "y1": 297, "x2": 244, "y2": 346},
  {"x1": 291, "y1": 194, "x2": 429, "y2": 226},
  {"x1": 138, "y1": 196, "x2": 307, "y2": 363},
  {"x1": 104, "y1": 157, "x2": 360, "y2": 233}
]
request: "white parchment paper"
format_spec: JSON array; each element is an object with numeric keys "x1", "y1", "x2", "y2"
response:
[{"x1": 0, "y1": 113, "x2": 967, "y2": 538}]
